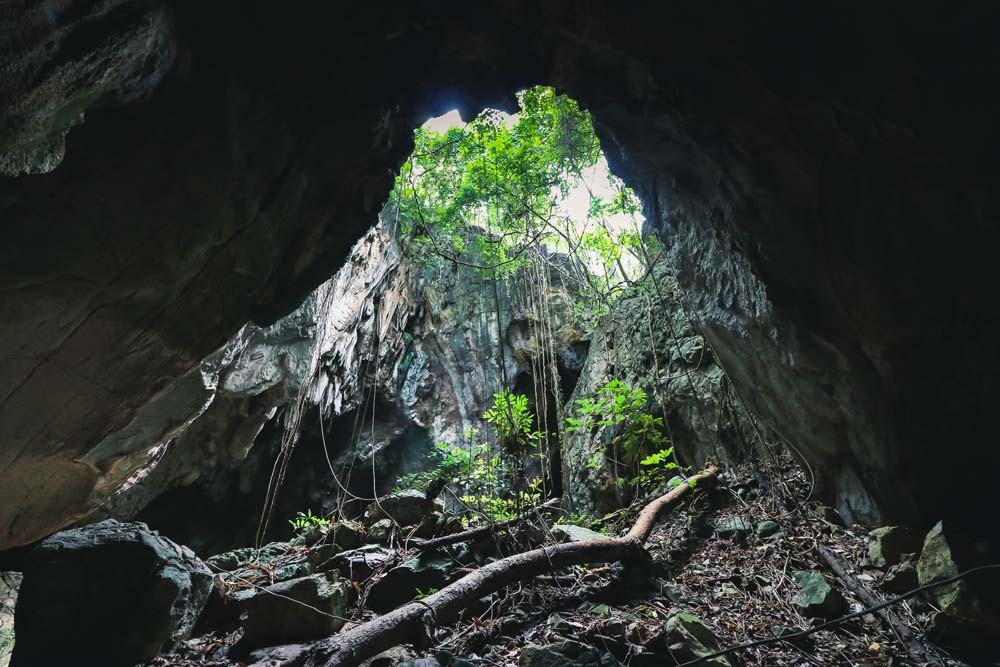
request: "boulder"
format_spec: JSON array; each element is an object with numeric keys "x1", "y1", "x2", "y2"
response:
[
  {"x1": 367, "y1": 519, "x2": 393, "y2": 543},
  {"x1": 917, "y1": 521, "x2": 1000, "y2": 634},
  {"x1": 791, "y1": 570, "x2": 846, "y2": 620},
  {"x1": 519, "y1": 639, "x2": 617, "y2": 667},
  {"x1": 552, "y1": 524, "x2": 606, "y2": 542},
  {"x1": 333, "y1": 545, "x2": 393, "y2": 582},
  {"x1": 662, "y1": 611, "x2": 731, "y2": 667},
  {"x1": 867, "y1": 526, "x2": 922, "y2": 568},
  {"x1": 366, "y1": 490, "x2": 444, "y2": 526},
  {"x1": 239, "y1": 573, "x2": 349, "y2": 650},
  {"x1": 367, "y1": 553, "x2": 457, "y2": 612},
  {"x1": 12, "y1": 520, "x2": 212, "y2": 667}
]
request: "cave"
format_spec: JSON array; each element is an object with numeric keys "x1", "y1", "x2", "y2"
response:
[{"x1": 2, "y1": 1, "x2": 999, "y2": 664}]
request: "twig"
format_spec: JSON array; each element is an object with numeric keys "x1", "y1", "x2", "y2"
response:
[
  {"x1": 415, "y1": 499, "x2": 560, "y2": 551},
  {"x1": 816, "y1": 544, "x2": 940, "y2": 665},
  {"x1": 676, "y1": 563, "x2": 1000, "y2": 666}
]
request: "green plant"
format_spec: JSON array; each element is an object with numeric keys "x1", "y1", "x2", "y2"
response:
[
  {"x1": 636, "y1": 446, "x2": 680, "y2": 490},
  {"x1": 288, "y1": 509, "x2": 330, "y2": 532},
  {"x1": 414, "y1": 587, "x2": 439, "y2": 600},
  {"x1": 567, "y1": 379, "x2": 670, "y2": 488},
  {"x1": 482, "y1": 390, "x2": 540, "y2": 448}
]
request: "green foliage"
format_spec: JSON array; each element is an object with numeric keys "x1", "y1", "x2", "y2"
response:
[
  {"x1": 637, "y1": 446, "x2": 680, "y2": 490},
  {"x1": 414, "y1": 587, "x2": 439, "y2": 600},
  {"x1": 568, "y1": 379, "x2": 667, "y2": 465},
  {"x1": 288, "y1": 509, "x2": 330, "y2": 533},
  {"x1": 568, "y1": 379, "x2": 674, "y2": 492},
  {"x1": 395, "y1": 441, "x2": 489, "y2": 492},
  {"x1": 393, "y1": 86, "x2": 643, "y2": 295},
  {"x1": 482, "y1": 390, "x2": 541, "y2": 449}
]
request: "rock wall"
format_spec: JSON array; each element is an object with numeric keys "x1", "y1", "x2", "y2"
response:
[
  {"x1": 94, "y1": 220, "x2": 585, "y2": 553},
  {"x1": 1, "y1": 1, "x2": 998, "y2": 548},
  {"x1": 0, "y1": 572, "x2": 17, "y2": 667},
  {"x1": 562, "y1": 260, "x2": 751, "y2": 517}
]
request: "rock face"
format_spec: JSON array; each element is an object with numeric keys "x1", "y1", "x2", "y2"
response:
[
  {"x1": 0, "y1": 573, "x2": 18, "y2": 667},
  {"x1": 89, "y1": 220, "x2": 585, "y2": 552},
  {"x1": 1, "y1": 2, "x2": 999, "y2": 551},
  {"x1": 916, "y1": 521, "x2": 1000, "y2": 636},
  {"x1": 239, "y1": 573, "x2": 349, "y2": 651},
  {"x1": 11, "y1": 520, "x2": 212, "y2": 666},
  {"x1": 562, "y1": 260, "x2": 748, "y2": 517}
]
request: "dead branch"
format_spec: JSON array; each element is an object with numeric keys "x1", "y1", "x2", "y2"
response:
[
  {"x1": 816, "y1": 544, "x2": 939, "y2": 666},
  {"x1": 675, "y1": 563, "x2": 1000, "y2": 666},
  {"x1": 415, "y1": 498, "x2": 561, "y2": 551},
  {"x1": 273, "y1": 465, "x2": 720, "y2": 667}
]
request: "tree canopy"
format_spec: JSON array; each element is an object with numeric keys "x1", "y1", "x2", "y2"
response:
[{"x1": 390, "y1": 86, "x2": 647, "y2": 296}]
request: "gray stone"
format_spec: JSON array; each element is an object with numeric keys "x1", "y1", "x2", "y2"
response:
[
  {"x1": 329, "y1": 522, "x2": 365, "y2": 550},
  {"x1": 714, "y1": 517, "x2": 752, "y2": 539},
  {"x1": 367, "y1": 553, "x2": 458, "y2": 613},
  {"x1": 519, "y1": 639, "x2": 617, "y2": 667},
  {"x1": 11, "y1": 520, "x2": 212, "y2": 666},
  {"x1": 367, "y1": 490, "x2": 444, "y2": 527},
  {"x1": 239, "y1": 573, "x2": 349, "y2": 650},
  {"x1": 868, "y1": 526, "x2": 922, "y2": 568},
  {"x1": 552, "y1": 524, "x2": 606, "y2": 542},
  {"x1": 333, "y1": 545, "x2": 393, "y2": 582},
  {"x1": 1, "y1": 2, "x2": 1000, "y2": 580},
  {"x1": 367, "y1": 519, "x2": 394, "y2": 543},
  {"x1": 0, "y1": 572, "x2": 19, "y2": 667},
  {"x1": 756, "y1": 520, "x2": 781, "y2": 538},
  {"x1": 791, "y1": 570, "x2": 846, "y2": 620},
  {"x1": 917, "y1": 521, "x2": 1000, "y2": 633},
  {"x1": 882, "y1": 561, "x2": 919, "y2": 594},
  {"x1": 662, "y1": 611, "x2": 731, "y2": 667}
]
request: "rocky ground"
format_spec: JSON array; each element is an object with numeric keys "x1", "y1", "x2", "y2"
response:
[{"x1": 102, "y1": 452, "x2": 991, "y2": 667}]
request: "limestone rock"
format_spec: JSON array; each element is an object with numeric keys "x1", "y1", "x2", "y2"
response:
[
  {"x1": 552, "y1": 524, "x2": 606, "y2": 542},
  {"x1": 662, "y1": 611, "x2": 731, "y2": 667},
  {"x1": 333, "y1": 545, "x2": 393, "y2": 582},
  {"x1": 561, "y1": 259, "x2": 750, "y2": 518},
  {"x1": 868, "y1": 526, "x2": 922, "y2": 568},
  {"x1": 882, "y1": 561, "x2": 919, "y2": 594},
  {"x1": 714, "y1": 517, "x2": 752, "y2": 539},
  {"x1": 367, "y1": 490, "x2": 444, "y2": 527},
  {"x1": 238, "y1": 573, "x2": 349, "y2": 650},
  {"x1": 917, "y1": 521, "x2": 1000, "y2": 633},
  {"x1": 0, "y1": 572, "x2": 19, "y2": 667},
  {"x1": 756, "y1": 520, "x2": 781, "y2": 539},
  {"x1": 367, "y1": 519, "x2": 394, "y2": 543},
  {"x1": 519, "y1": 639, "x2": 617, "y2": 667},
  {"x1": 12, "y1": 520, "x2": 212, "y2": 666},
  {"x1": 791, "y1": 570, "x2": 846, "y2": 620},
  {"x1": 367, "y1": 553, "x2": 458, "y2": 613}
]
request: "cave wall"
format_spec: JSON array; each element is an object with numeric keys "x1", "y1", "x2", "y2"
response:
[
  {"x1": 2, "y1": 0, "x2": 999, "y2": 548},
  {"x1": 91, "y1": 218, "x2": 586, "y2": 553}
]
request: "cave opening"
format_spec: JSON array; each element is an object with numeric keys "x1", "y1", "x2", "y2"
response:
[{"x1": 3, "y1": 4, "x2": 1000, "y2": 664}]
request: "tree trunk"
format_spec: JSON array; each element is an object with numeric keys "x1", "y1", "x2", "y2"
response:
[{"x1": 280, "y1": 465, "x2": 719, "y2": 667}]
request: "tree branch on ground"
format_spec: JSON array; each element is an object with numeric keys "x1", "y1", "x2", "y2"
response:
[{"x1": 269, "y1": 465, "x2": 720, "y2": 667}]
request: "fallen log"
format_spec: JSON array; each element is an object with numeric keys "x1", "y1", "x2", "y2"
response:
[
  {"x1": 414, "y1": 498, "x2": 561, "y2": 551},
  {"x1": 279, "y1": 466, "x2": 719, "y2": 667}
]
